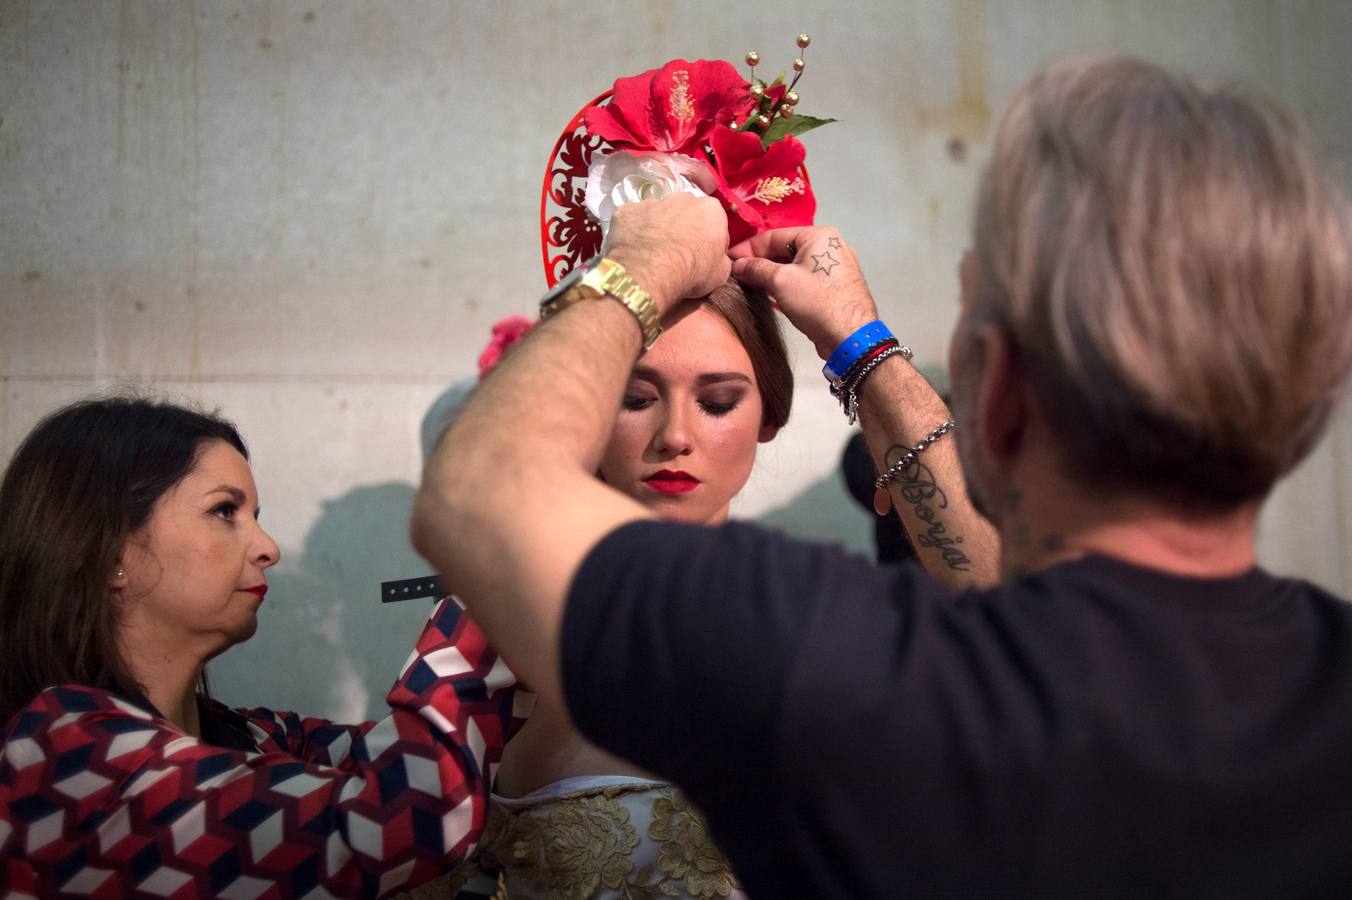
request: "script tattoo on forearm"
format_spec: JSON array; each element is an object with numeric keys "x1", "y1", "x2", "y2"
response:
[
  {"x1": 887, "y1": 452, "x2": 972, "y2": 572},
  {"x1": 810, "y1": 250, "x2": 840, "y2": 276}
]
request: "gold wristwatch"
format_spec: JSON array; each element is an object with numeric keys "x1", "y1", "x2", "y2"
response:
[{"x1": 539, "y1": 256, "x2": 662, "y2": 350}]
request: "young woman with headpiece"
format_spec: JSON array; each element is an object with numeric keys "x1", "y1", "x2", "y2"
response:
[{"x1": 404, "y1": 45, "x2": 835, "y2": 900}]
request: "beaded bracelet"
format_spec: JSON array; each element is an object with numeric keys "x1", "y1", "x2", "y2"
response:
[
  {"x1": 838, "y1": 337, "x2": 899, "y2": 385},
  {"x1": 829, "y1": 337, "x2": 898, "y2": 402},
  {"x1": 836, "y1": 345, "x2": 911, "y2": 424},
  {"x1": 871, "y1": 419, "x2": 957, "y2": 515}
]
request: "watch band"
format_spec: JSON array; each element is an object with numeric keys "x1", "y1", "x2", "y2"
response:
[
  {"x1": 541, "y1": 257, "x2": 663, "y2": 350},
  {"x1": 587, "y1": 258, "x2": 662, "y2": 349}
]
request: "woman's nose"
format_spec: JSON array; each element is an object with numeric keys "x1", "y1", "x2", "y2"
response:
[
  {"x1": 253, "y1": 525, "x2": 282, "y2": 569},
  {"x1": 653, "y1": 404, "x2": 693, "y2": 455}
]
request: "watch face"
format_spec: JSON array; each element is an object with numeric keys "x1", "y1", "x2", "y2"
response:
[{"x1": 540, "y1": 255, "x2": 601, "y2": 310}]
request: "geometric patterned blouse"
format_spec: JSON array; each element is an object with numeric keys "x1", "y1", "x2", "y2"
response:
[{"x1": 0, "y1": 598, "x2": 530, "y2": 898}]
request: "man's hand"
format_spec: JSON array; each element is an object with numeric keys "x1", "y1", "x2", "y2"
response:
[
  {"x1": 604, "y1": 194, "x2": 732, "y2": 310},
  {"x1": 730, "y1": 226, "x2": 879, "y2": 360}
]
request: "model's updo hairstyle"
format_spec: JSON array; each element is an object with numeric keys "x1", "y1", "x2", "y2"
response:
[
  {"x1": 0, "y1": 396, "x2": 247, "y2": 723},
  {"x1": 703, "y1": 277, "x2": 793, "y2": 432}
]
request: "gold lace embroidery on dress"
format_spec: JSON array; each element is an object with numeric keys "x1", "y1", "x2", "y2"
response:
[
  {"x1": 474, "y1": 782, "x2": 740, "y2": 899},
  {"x1": 648, "y1": 793, "x2": 737, "y2": 898}
]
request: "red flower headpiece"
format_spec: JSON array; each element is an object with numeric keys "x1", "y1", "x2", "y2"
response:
[{"x1": 540, "y1": 36, "x2": 834, "y2": 287}]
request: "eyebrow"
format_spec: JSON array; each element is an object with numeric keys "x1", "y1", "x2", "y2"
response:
[
  {"x1": 631, "y1": 367, "x2": 753, "y2": 387},
  {"x1": 206, "y1": 485, "x2": 247, "y2": 503}
]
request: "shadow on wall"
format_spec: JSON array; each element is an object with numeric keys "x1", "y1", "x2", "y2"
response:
[
  {"x1": 754, "y1": 463, "x2": 875, "y2": 559},
  {"x1": 209, "y1": 481, "x2": 436, "y2": 724}
]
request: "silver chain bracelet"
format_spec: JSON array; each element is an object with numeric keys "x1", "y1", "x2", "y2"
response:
[
  {"x1": 833, "y1": 344, "x2": 913, "y2": 425},
  {"x1": 873, "y1": 418, "x2": 957, "y2": 496}
]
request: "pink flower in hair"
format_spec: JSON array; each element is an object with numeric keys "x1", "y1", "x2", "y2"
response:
[{"x1": 478, "y1": 315, "x2": 535, "y2": 379}]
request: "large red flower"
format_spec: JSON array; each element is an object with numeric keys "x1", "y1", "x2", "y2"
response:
[
  {"x1": 708, "y1": 125, "x2": 815, "y2": 244},
  {"x1": 585, "y1": 59, "x2": 749, "y2": 157}
]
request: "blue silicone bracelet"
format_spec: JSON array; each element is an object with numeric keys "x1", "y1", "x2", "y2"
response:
[{"x1": 822, "y1": 320, "x2": 895, "y2": 383}]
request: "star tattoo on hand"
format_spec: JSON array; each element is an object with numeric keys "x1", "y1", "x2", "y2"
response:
[
  {"x1": 827, "y1": 236, "x2": 843, "y2": 250},
  {"x1": 811, "y1": 249, "x2": 840, "y2": 276}
]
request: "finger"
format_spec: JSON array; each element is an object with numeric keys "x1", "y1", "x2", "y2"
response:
[
  {"x1": 686, "y1": 162, "x2": 719, "y2": 195},
  {"x1": 730, "y1": 256, "x2": 790, "y2": 293},
  {"x1": 694, "y1": 256, "x2": 734, "y2": 296},
  {"x1": 729, "y1": 226, "x2": 819, "y2": 262}
]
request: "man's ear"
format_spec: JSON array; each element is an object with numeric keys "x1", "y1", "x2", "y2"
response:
[{"x1": 974, "y1": 324, "x2": 1027, "y2": 466}]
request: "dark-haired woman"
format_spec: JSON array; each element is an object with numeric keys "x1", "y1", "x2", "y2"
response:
[{"x1": 0, "y1": 397, "x2": 523, "y2": 897}]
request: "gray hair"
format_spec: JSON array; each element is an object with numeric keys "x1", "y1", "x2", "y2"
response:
[{"x1": 968, "y1": 55, "x2": 1352, "y2": 507}]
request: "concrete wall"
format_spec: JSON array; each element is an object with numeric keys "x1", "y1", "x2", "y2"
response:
[{"x1": 3, "y1": 0, "x2": 1349, "y2": 721}]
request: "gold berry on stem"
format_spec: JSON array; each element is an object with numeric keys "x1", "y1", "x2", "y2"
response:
[
  {"x1": 756, "y1": 113, "x2": 772, "y2": 128},
  {"x1": 785, "y1": 89, "x2": 800, "y2": 105},
  {"x1": 793, "y1": 57, "x2": 806, "y2": 72},
  {"x1": 796, "y1": 33, "x2": 811, "y2": 48},
  {"x1": 745, "y1": 50, "x2": 760, "y2": 67},
  {"x1": 779, "y1": 104, "x2": 795, "y2": 118},
  {"x1": 750, "y1": 83, "x2": 766, "y2": 99}
]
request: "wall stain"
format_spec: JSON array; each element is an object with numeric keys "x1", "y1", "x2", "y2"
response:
[
  {"x1": 303, "y1": 10, "x2": 315, "y2": 23},
  {"x1": 928, "y1": 196, "x2": 943, "y2": 245},
  {"x1": 917, "y1": 0, "x2": 991, "y2": 145},
  {"x1": 22, "y1": 270, "x2": 41, "y2": 282}
]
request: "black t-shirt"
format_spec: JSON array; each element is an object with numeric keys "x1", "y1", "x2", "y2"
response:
[{"x1": 562, "y1": 520, "x2": 1352, "y2": 898}]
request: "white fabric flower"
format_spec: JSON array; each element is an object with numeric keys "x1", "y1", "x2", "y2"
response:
[{"x1": 584, "y1": 151, "x2": 708, "y2": 236}]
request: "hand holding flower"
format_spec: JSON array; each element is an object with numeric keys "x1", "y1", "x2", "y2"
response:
[
  {"x1": 604, "y1": 193, "x2": 732, "y2": 310},
  {"x1": 584, "y1": 152, "x2": 715, "y2": 238}
]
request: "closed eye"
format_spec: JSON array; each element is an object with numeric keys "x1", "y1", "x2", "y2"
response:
[
  {"x1": 622, "y1": 395, "x2": 656, "y2": 412},
  {"x1": 699, "y1": 400, "x2": 738, "y2": 417}
]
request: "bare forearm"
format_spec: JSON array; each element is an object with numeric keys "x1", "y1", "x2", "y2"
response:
[
  {"x1": 412, "y1": 300, "x2": 651, "y2": 705},
  {"x1": 855, "y1": 361, "x2": 1000, "y2": 588},
  {"x1": 411, "y1": 195, "x2": 730, "y2": 703}
]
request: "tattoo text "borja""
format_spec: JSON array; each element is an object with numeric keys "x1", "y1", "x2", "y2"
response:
[{"x1": 895, "y1": 459, "x2": 972, "y2": 572}]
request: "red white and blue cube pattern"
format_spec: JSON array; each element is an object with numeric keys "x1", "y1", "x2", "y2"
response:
[{"x1": 0, "y1": 599, "x2": 530, "y2": 897}]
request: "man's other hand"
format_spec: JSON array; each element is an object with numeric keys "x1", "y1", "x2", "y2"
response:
[{"x1": 730, "y1": 225, "x2": 879, "y2": 361}]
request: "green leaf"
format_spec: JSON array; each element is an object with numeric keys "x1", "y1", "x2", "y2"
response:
[
  {"x1": 770, "y1": 72, "x2": 786, "y2": 86},
  {"x1": 761, "y1": 114, "x2": 838, "y2": 148}
]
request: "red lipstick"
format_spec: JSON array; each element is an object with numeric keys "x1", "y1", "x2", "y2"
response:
[
  {"x1": 644, "y1": 470, "x2": 700, "y2": 495},
  {"x1": 242, "y1": 584, "x2": 268, "y2": 601}
]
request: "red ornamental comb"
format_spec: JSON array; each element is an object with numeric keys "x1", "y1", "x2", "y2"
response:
[{"x1": 540, "y1": 90, "x2": 613, "y2": 289}]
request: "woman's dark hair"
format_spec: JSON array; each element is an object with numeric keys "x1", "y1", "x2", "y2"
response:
[
  {"x1": 705, "y1": 278, "x2": 793, "y2": 430},
  {"x1": 0, "y1": 396, "x2": 247, "y2": 725}
]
